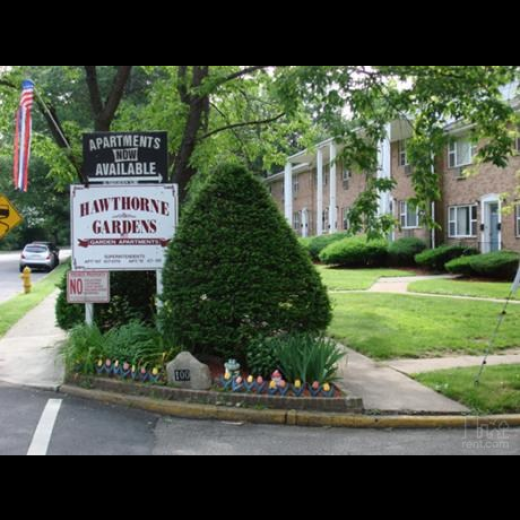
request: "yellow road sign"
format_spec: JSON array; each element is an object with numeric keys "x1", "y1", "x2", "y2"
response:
[{"x1": 0, "y1": 194, "x2": 23, "y2": 240}]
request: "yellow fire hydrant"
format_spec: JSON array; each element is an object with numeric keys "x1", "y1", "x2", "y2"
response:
[{"x1": 21, "y1": 266, "x2": 32, "y2": 294}]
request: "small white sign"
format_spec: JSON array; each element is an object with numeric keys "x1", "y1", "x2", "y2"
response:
[
  {"x1": 71, "y1": 184, "x2": 177, "y2": 271},
  {"x1": 67, "y1": 271, "x2": 110, "y2": 304}
]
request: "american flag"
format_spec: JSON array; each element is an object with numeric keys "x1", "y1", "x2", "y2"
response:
[{"x1": 13, "y1": 80, "x2": 35, "y2": 192}]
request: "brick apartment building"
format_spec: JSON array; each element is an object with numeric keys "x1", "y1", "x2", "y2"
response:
[{"x1": 266, "y1": 118, "x2": 520, "y2": 254}]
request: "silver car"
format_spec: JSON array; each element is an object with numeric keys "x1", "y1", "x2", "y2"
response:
[{"x1": 19, "y1": 243, "x2": 59, "y2": 272}]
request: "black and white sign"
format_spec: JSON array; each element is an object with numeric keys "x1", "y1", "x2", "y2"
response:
[
  {"x1": 174, "y1": 370, "x2": 191, "y2": 382},
  {"x1": 83, "y1": 132, "x2": 168, "y2": 184}
]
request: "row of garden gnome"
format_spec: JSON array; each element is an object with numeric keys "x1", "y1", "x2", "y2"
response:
[{"x1": 166, "y1": 352, "x2": 333, "y2": 396}]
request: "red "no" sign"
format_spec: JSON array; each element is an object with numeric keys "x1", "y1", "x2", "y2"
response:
[{"x1": 67, "y1": 271, "x2": 110, "y2": 304}]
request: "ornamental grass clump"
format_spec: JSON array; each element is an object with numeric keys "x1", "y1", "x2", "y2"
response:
[{"x1": 275, "y1": 333, "x2": 346, "y2": 385}]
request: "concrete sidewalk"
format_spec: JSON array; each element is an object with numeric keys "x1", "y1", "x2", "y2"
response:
[
  {"x1": 386, "y1": 351, "x2": 520, "y2": 375},
  {"x1": 336, "y1": 345, "x2": 469, "y2": 414},
  {"x1": 368, "y1": 274, "x2": 454, "y2": 294},
  {"x1": 0, "y1": 291, "x2": 65, "y2": 390},
  {"x1": 367, "y1": 274, "x2": 520, "y2": 304}
]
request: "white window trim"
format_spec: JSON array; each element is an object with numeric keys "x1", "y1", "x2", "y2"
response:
[
  {"x1": 448, "y1": 204, "x2": 478, "y2": 238},
  {"x1": 342, "y1": 169, "x2": 351, "y2": 190},
  {"x1": 398, "y1": 140, "x2": 409, "y2": 167},
  {"x1": 293, "y1": 176, "x2": 299, "y2": 198},
  {"x1": 448, "y1": 139, "x2": 478, "y2": 168},
  {"x1": 293, "y1": 211, "x2": 301, "y2": 232},
  {"x1": 399, "y1": 201, "x2": 420, "y2": 229},
  {"x1": 322, "y1": 207, "x2": 329, "y2": 231},
  {"x1": 343, "y1": 207, "x2": 350, "y2": 231}
]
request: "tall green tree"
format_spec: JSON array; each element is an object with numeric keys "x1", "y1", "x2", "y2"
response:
[
  {"x1": 273, "y1": 66, "x2": 520, "y2": 236},
  {"x1": 0, "y1": 66, "x2": 307, "y2": 202},
  {"x1": 1, "y1": 65, "x2": 519, "y2": 233}
]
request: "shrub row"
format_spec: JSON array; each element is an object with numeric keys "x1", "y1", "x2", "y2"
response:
[
  {"x1": 318, "y1": 235, "x2": 427, "y2": 268},
  {"x1": 319, "y1": 235, "x2": 388, "y2": 267},
  {"x1": 298, "y1": 232, "x2": 350, "y2": 261},
  {"x1": 446, "y1": 251, "x2": 520, "y2": 280},
  {"x1": 414, "y1": 245, "x2": 479, "y2": 272}
]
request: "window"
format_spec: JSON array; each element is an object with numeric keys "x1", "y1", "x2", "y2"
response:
[
  {"x1": 516, "y1": 204, "x2": 520, "y2": 237},
  {"x1": 398, "y1": 140, "x2": 409, "y2": 167},
  {"x1": 399, "y1": 201, "x2": 419, "y2": 229},
  {"x1": 448, "y1": 138, "x2": 478, "y2": 168},
  {"x1": 342, "y1": 207, "x2": 350, "y2": 231},
  {"x1": 342, "y1": 169, "x2": 351, "y2": 190},
  {"x1": 293, "y1": 211, "x2": 301, "y2": 233},
  {"x1": 322, "y1": 208, "x2": 329, "y2": 231},
  {"x1": 293, "y1": 176, "x2": 299, "y2": 198},
  {"x1": 449, "y1": 205, "x2": 478, "y2": 237}
]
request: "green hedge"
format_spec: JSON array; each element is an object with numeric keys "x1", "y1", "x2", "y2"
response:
[
  {"x1": 446, "y1": 251, "x2": 520, "y2": 280},
  {"x1": 388, "y1": 237, "x2": 427, "y2": 266},
  {"x1": 443, "y1": 256, "x2": 474, "y2": 277},
  {"x1": 160, "y1": 163, "x2": 331, "y2": 361},
  {"x1": 299, "y1": 232, "x2": 350, "y2": 261},
  {"x1": 414, "y1": 245, "x2": 479, "y2": 272},
  {"x1": 319, "y1": 235, "x2": 388, "y2": 267}
]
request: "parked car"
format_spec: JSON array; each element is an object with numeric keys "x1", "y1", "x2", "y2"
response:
[
  {"x1": 19, "y1": 243, "x2": 59, "y2": 272},
  {"x1": 32, "y1": 242, "x2": 60, "y2": 266}
]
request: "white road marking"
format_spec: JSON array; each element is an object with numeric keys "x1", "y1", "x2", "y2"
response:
[{"x1": 27, "y1": 399, "x2": 62, "y2": 455}]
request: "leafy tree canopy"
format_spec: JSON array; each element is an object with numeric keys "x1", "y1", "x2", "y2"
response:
[{"x1": 1, "y1": 66, "x2": 519, "y2": 237}]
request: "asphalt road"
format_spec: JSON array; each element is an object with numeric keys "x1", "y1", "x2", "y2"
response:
[
  {"x1": 1, "y1": 382, "x2": 519, "y2": 455},
  {"x1": 0, "y1": 249, "x2": 71, "y2": 304}
]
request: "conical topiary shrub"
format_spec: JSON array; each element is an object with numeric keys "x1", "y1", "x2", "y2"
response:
[{"x1": 160, "y1": 163, "x2": 331, "y2": 360}]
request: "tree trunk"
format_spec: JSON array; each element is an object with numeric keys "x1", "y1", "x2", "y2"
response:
[{"x1": 172, "y1": 66, "x2": 209, "y2": 204}]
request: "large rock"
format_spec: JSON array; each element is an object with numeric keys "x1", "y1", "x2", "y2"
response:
[{"x1": 166, "y1": 351, "x2": 212, "y2": 390}]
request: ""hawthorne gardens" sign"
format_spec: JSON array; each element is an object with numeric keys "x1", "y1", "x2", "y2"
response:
[{"x1": 71, "y1": 184, "x2": 177, "y2": 271}]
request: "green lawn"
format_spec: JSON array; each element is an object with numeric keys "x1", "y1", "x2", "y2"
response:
[
  {"x1": 0, "y1": 263, "x2": 68, "y2": 338},
  {"x1": 408, "y1": 279, "x2": 519, "y2": 301},
  {"x1": 316, "y1": 266, "x2": 414, "y2": 291},
  {"x1": 415, "y1": 365, "x2": 520, "y2": 414},
  {"x1": 328, "y1": 293, "x2": 520, "y2": 359}
]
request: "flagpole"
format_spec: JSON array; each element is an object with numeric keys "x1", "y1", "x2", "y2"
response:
[
  {"x1": 32, "y1": 87, "x2": 71, "y2": 151},
  {"x1": 474, "y1": 260, "x2": 520, "y2": 385}
]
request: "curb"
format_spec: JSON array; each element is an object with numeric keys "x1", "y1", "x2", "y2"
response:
[
  {"x1": 0, "y1": 378, "x2": 61, "y2": 393},
  {"x1": 60, "y1": 384, "x2": 520, "y2": 429}
]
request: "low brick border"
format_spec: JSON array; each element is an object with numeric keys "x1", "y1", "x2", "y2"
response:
[
  {"x1": 60, "y1": 383, "x2": 520, "y2": 429},
  {"x1": 66, "y1": 374, "x2": 364, "y2": 413}
]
